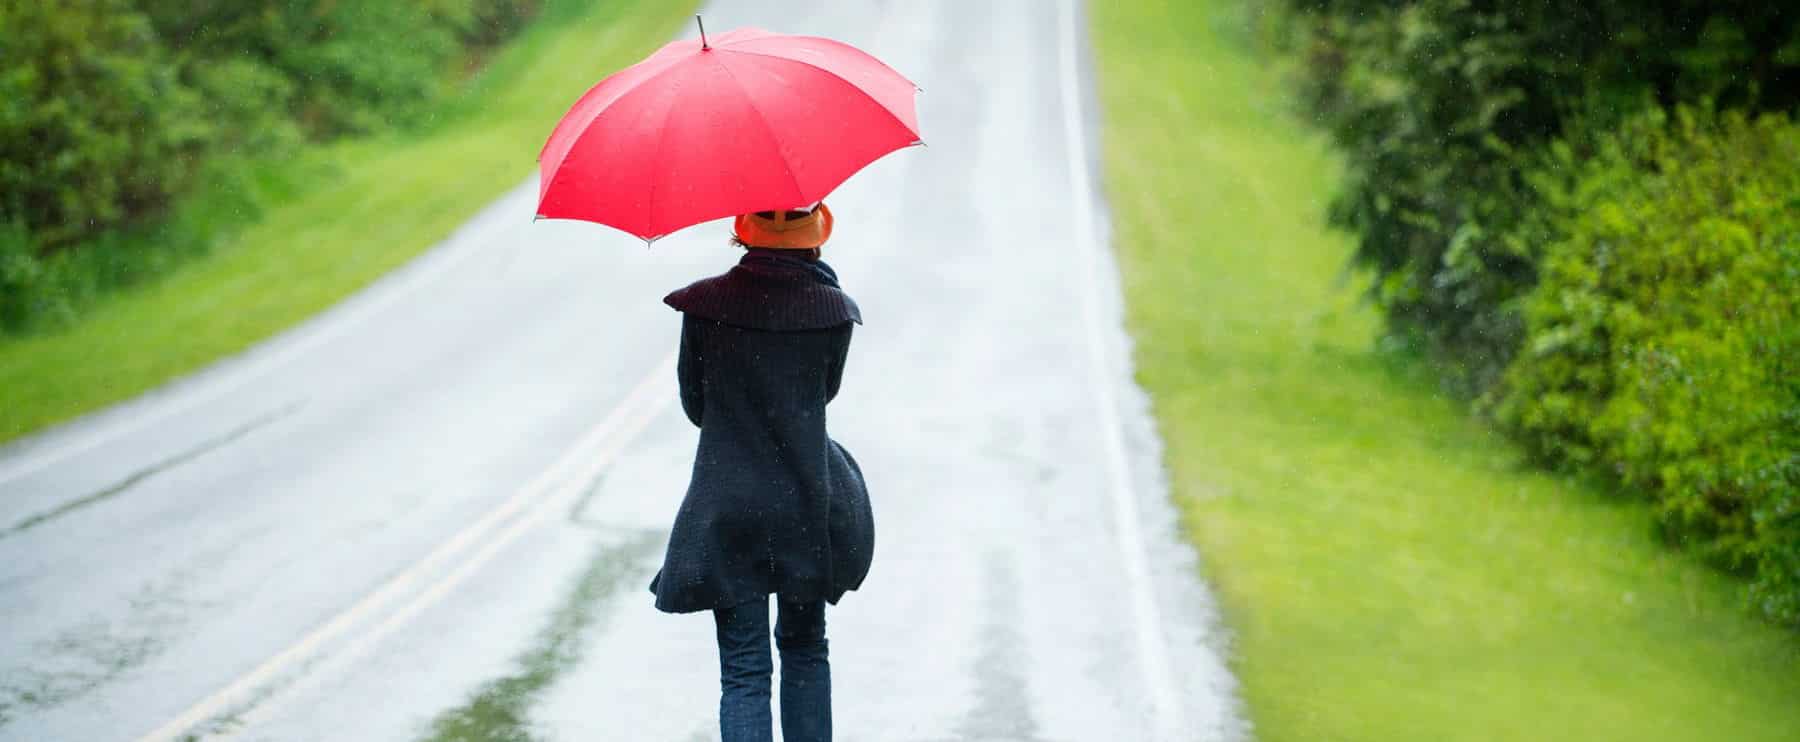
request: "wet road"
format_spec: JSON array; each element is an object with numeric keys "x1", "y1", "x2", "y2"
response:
[{"x1": 0, "y1": 1, "x2": 1242, "y2": 739}]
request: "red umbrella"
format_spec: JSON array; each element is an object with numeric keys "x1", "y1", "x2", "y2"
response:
[{"x1": 536, "y1": 20, "x2": 922, "y2": 242}]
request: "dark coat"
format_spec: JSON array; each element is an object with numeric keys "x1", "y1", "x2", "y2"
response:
[{"x1": 648, "y1": 249, "x2": 875, "y2": 614}]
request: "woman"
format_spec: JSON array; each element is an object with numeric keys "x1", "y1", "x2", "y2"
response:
[{"x1": 649, "y1": 202, "x2": 874, "y2": 742}]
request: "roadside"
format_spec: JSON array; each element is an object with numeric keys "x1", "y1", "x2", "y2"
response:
[
  {"x1": 1092, "y1": 0, "x2": 1800, "y2": 740},
  {"x1": 0, "y1": 2, "x2": 1245, "y2": 739},
  {"x1": 0, "y1": 0, "x2": 696, "y2": 444}
]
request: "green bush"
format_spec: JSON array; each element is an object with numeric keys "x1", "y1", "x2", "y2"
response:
[
  {"x1": 0, "y1": 153, "x2": 284, "y2": 333},
  {"x1": 133, "y1": 1, "x2": 539, "y2": 140},
  {"x1": 1494, "y1": 108, "x2": 1800, "y2": 625},
  {"x1": 0, "y1": 1, "x2": 545, "y2": 333},
  {"x1": 0, "y1": 218, "x2": 51, "y2": 326},
  {"x1": 0, "y1": 0, "x2": 209, "y2": 246},
  {"x1": 1264, "y1": 0, "x2": 1800, "y2": 628},
  {"x1": 0, "y1": 1, "x2": 547, "y2": 252},
  {"x1": 1275, "y1": 0, "x2": 1800, "y2": 392},
  {"x1": 434, "y1": 0, "x2": 545, "y2": 48}
]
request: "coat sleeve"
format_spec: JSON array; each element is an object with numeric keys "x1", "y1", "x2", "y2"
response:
[
  {"x1": 678, "y1": 315, "x2": 704, "y2": 426},
  {"x1": 825, "y1": 323, "x2": 853, "y2": 403}
]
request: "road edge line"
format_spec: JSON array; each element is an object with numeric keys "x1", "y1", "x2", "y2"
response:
[
  {"x1": 226, "y1": 380, "x2": 675, "y2": 734},
  {"x1": 0, "y1": 185, "x2": 529, "y2": 488},
  {"x1": 1056, "y1": 0, "x2": 1186, "y2": 737}
]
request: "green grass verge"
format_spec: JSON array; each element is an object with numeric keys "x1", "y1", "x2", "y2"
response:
[
  {"x1": 0, "y1": 0, "x2": 695, "y2": 444},
  {"x1": 1092, "y1": 1, "x2": 1800, "y2": 740}
]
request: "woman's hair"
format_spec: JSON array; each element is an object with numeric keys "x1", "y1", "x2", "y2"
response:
[{"x1": 731, "y1": 235, "x2": 821, "y2": 260}]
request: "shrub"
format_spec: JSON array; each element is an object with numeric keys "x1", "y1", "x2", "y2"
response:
[
  {"x1": 139, "y1": 1, "x2": 465, "y2": 138},
  {"x1": 434, "y1": 0, "x2": 546, "y2": 48},
  {"x1": 1264, "y1": 0, "x2": 1800, "y2": 629},
  {"x1": 0, "y1": 0, "x2": 209, "y2": 246},
  {"x1": 0, "y1": 1, "x2": 545, "y2": 334},
  {"x1": 1276, "y1": 0, "x2": 1800, "y2": 393},
  {"x1": 1493, "y1": 107, "x2": 1800, "y2": 625},
  {"x1": 0, "y1": 218, "x2": 55, "y2": 329},
  {"x1": 0, "y1": 1, "x2": 548, "y2": 257}
]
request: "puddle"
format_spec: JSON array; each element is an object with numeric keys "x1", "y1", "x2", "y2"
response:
[
  {"x1": 418, "y1": 531, "x2": 660, "y2": 742},
  {"x1": 952, "y1": 554, "x2": 1047, "y2": 742},
  {"x1": 0, "y1": 569, "x2": 204, "y2": 729}
]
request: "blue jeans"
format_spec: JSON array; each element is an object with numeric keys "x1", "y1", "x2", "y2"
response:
[{"x1": 714, "y1": 597, "x2": 831, "y2": 742}]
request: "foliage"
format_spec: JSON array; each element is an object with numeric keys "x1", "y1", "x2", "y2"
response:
[
  {"x1": 0, "y1": 0, "x2": 544, "y2": 333},
  {"x1": 1278, "y1": 0, "x2": 1800, "y2": 393},
  {"x1": 0, "y1": 0, "x2": 693, "y2": 443},
  {"x1": 139, "y1": 1, "x2": 456, "y2": 138},
  {"x1": 0, "y1": 156, "x2": 286, "y2": 334},
  {"x1": 432, "y1": 0, "x2": 546, "y2": 48},
  {"x1": 1096, "y1": 1, "x2": 1800, "y2": 737},
  {"x1": 1267, "y1": 0, "x2": 1800, "y2": 626},
  {"x1": 1495, "y1": 108, "x2": 1800, "y2": 624},
  {"x1": 0, "y1": 0, "x2": 210, "y2": 247}
]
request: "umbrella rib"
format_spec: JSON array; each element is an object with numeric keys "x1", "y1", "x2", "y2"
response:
[
  {"x1": 712, "y1": 56, "x2": 807, "y2": 205},
  {"x1": 539, "y1": 52, "x2": 692, "y2": 168},
  {"x1": 716, "y1": 39, "x2": 914, "y2": 83},
  {"x1": 713, "y1": 48, "x2": 921, "y2": 139},
  {"x1": 542, "y1": 66, "x2": 699, "y2": 218},
  {"x1": 643, "y1": 78, "x2": 682, "y2": 238}
]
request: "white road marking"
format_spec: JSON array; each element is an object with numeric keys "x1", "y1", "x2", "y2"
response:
[
  {"x1": 226, "y1": 373, "x2": 674, "y2": 735},
  {"x1": 0, "y1": 187, "x2": 527, "y2": 489},
  {"x1": 135, "y1": 352, "x2": 676, "y2": 742},
  {"x1": 1056, "y1": 0, "x2": 1186, "y2": 738}
]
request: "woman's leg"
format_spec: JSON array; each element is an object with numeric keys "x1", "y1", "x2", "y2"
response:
[
  {"x1": 774, "y1": 599, "x2": 831, "y2": 742},
  {"x1": 715, "y1": 598, "x2": 773, "y2": 742}
]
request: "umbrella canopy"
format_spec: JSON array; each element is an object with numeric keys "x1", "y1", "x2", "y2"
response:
[{"x1": 536, "y1": 26, "x2": 922, "y2": 241}]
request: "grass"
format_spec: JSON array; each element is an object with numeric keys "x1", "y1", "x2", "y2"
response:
[
  {"x1": 1091, "y1": 1, "x2": 1800, "y2": 740},
  {"x1": 0, "y1": 0, "x2": 696, "y2": 444}
]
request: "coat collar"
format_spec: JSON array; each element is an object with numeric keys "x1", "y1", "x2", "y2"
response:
[{"x1": 664, "y1": 251, "x2": 862, "y2": 331}]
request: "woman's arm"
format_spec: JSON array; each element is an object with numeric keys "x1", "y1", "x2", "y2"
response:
[
  {"x1": 678, "y1": 315, "x2": 705, "y2": 426},
  {"x1": 825, "y1": 323, "x2": 853, "y2": 403}
]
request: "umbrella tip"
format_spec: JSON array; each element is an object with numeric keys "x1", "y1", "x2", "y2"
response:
[{"x1": 696, "y1": 14, "x2": 709, "y2": 50}]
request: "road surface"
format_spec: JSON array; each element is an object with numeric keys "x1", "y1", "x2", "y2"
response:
[{"x1": 0, "y1": 1, "x2": 1243, "y2": 739}]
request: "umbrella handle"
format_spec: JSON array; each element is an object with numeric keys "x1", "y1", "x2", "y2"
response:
[{"x1": 696, "y1": 14, "x2": 709, "y2": 51}]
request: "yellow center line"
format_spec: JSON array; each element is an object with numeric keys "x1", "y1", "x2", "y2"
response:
[{"x1": 137, "y1": 352, "x2": 676, "y2": 742}]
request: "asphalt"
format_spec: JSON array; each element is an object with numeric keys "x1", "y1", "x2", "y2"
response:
[{"x1": 0, "y1": 1, "x2": 1244, "y2": 739}]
